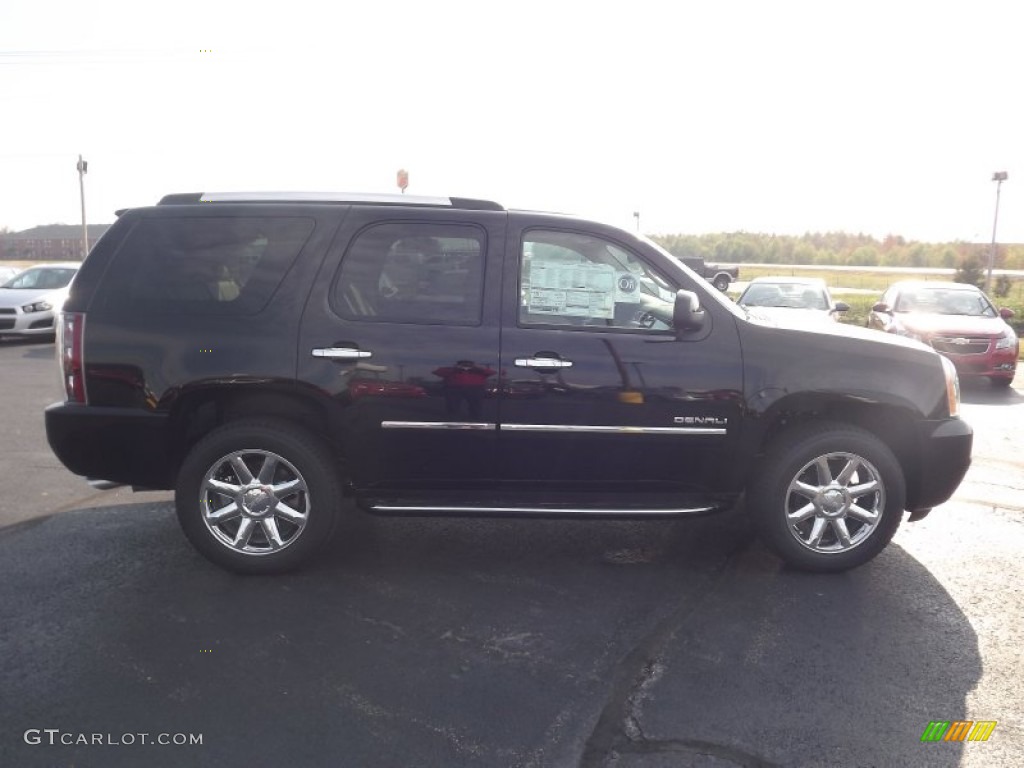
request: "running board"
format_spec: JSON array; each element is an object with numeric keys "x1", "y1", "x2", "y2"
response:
[{"x1": 366, "y1": 503, "x2": 718, "y2": 519}]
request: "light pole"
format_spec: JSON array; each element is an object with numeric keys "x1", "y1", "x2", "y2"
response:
[
  {"x1": 633, "y1": 211, "x2": 640, "y2": 232},
  {"x1": 77, "y1": 155, "x2": 89, "y2": 259},
  {"x1": 986, "y1": 171, "x2": 1007, "y2": 293}
]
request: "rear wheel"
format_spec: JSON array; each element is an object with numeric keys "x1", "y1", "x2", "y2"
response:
[
  {"x1": 748, "y1": 422, "x2": 905, "y2": 572},
  {"x1": 175, "y1": 419, "x2": 342, "y2": 574},
  {"x1": 712, "y1": 274, "x2": 730, "y2": 292}
]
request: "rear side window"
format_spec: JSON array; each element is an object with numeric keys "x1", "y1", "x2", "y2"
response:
[
  {"x1": 100, "y1": 216, "x2": 314, "y2": 315},
  {"x1": 332, "y1": 222, "x2": 485, "y2": 325}
]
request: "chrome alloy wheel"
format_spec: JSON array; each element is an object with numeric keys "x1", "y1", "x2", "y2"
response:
[
  {"x1": 200, "y1": 449, "x2": 310, "y2": 555},
  {"x1": 785, "y1": 452, "x2": 885, "y2": 554}
]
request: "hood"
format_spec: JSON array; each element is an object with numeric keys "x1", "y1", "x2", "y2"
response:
[
  {"x1": 895, "y1": 312, "x2": 1010, "y2": 337},
  {"x1": 0, "y1": 286, "x2": 70, "y2": 308},
  {"x1": 745, "y1": 311, "x2": 934, "y2": 353}
]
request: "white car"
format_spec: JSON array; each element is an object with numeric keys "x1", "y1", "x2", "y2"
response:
[
  {"x1": 0, "y1": 263, "x2": 80, "y2": 338},
  {"x1": 737, "y1": 276, "x2": 849, "y2": 325}
]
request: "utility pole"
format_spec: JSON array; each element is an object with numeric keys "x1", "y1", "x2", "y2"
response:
[
  {"x1": 633, "y1": 211, "x2": 640, "y2": 232},
  {"x1": 77, "y1": 155, "x2": 89, "y2": 259},
  {"x1": 986, "y1": 171, "x2": 1007, "y2": 293}
]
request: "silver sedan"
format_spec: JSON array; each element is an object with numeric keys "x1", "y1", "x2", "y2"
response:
[{"x1": 0, "y1": 263, "x2": 79, "y2": 338}]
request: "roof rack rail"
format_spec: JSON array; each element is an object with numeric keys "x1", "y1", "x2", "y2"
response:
[{"x1": 157, "y1": 192, "x2": 503, "y2": 211}]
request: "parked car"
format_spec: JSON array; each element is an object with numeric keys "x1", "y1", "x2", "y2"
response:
[
  {"x1": 678, "y1": 256, "x2": 738, "y2": 292},
  {"x1": 868, "y1": 280, "x2": 1018, "y2": 388},
  {"x1": 0, "y1": 262, "x2": 79, "y2": 339},
  {"x1": 45, "y1": 192, "x2": 971, "y2": 574},
  {"x1": 0, "y1": 265, "x2": 22, "y2": 284},
  {"x1": 737, "y1": 276, "x2": 849, "y2": 324}
]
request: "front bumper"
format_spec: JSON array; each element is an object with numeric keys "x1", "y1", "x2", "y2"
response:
[
  {"x1": 944, "y1": 349, "x2": 1017, "y2": 379},
  {"x1": 0, "y1": 309, "x2": 57, "y2": 335},
  {"x1": 908, "y1": 417, "x2": 973, "y2": 511}
]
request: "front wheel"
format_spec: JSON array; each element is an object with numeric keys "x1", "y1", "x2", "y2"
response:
[
  {"x1": 175, "y1": 419, "x2": 343, "y2": 574},
  {"x1": 712, "y1": 275, "x2": 731, "y2": 292},
  {"x1": 748, "y1": 422, "x2": 905, "y2": 572},
  {"x1": 989, "y1": 376, "x2": 1014, "y2": 389}
]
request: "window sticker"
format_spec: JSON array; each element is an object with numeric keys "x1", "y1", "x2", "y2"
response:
[{"x1": 526, "y1": 261, "x2": 617, "y2": 319}]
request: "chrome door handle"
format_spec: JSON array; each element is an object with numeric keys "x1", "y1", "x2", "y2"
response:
[
  {"x1": 514, "y1": 357, "x2": 573, "y2": 369},
  {"x1": 312, "y1": 347, "x2": 373, "y2": 359}
]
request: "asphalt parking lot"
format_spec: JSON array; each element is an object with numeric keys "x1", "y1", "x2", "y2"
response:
[{"x1": 1, "y1": 336, "x2": 1021, "y2": 768}]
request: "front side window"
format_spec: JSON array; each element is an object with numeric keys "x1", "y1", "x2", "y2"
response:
[
  {"x1": 333, "y1": 222, "x2": 485, "y2": 325},
  {"x1": 519, "y1": 230, "x2": 676, "y2": 331}
]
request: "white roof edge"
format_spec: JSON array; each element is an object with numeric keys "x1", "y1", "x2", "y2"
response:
[{"x1": 199, "y1": 191, "x2": 453, "y2": 206}]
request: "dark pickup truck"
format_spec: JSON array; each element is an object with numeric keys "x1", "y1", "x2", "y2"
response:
[
  {"x1": 45, "y1": 192, "x2": 971, "y2": 574},
  {"x1": 679, "y1": 257, "x2": 739, "y2": 291}
]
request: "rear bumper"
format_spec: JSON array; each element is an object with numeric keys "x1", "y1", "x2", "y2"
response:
[
  {"x1": 908, "y1": 417, "x2": 973, "y2": 511},
  {"x1": 45, "y1": 402, "x2": 173, "y2": 489}
]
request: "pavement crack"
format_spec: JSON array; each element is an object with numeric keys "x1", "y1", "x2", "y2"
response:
[{"x1": 578, "y1": 535, "x2": 752, "y2": 768}]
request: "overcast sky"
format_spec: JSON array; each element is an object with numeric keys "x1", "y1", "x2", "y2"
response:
[{"x1": 1, "y1": 0, "x2": 1020, "y2": 242}]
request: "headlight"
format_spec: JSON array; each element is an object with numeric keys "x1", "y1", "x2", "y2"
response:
[
  {"x1": 995, "y1": 329, "x2": 1017, "y2": 350},
  {"x1": 896, "y1": 326, "x2": 926, "y2": 344},
  {"x1": 21, "y1": 301, "x2": 53, "y2": 313},
  {"x1": 940, "y1": 355, "x2": 961, "y2": 418}
]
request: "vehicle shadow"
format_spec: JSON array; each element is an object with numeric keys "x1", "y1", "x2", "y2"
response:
[
  {"x1": 0, "y1": 336, "x2": 55, "y2": 359},
  {"x1": 0, "y1": 502, "x2": 979, "y2": 768},
  {"x1": 613, "y1": 540, "x2": 980, "y2": 767},
  {"x1": 959, "y1": 376, "x2": 1022, "y2": 405}
]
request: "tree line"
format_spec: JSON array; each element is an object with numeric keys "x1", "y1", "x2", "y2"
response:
[{"x1": 649, "y1": 231, "x2": 1024, "y2": 271}]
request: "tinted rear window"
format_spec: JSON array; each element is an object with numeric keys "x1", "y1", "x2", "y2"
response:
[
  {"x1": 331, "y1": 222, "x2": 485, "y2": 325},
  {"x1": 98, "y1": 216, "x2": 314, "y2": 315}
]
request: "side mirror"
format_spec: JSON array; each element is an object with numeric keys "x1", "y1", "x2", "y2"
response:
[
  {"x1": 834, "y1": 301, "x2": 850, "y2": 313},
  {"x1": 999, "y1": 307, "x2": 1015, "y2": 320},
  {"x1": 673, "y1": 290, "x2": 706, "y2": 334},
  {"x1": 871, "y1": 302, "x2": 891, "y2": 314}
]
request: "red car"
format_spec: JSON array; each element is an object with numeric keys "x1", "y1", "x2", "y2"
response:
[{"x1": 868, "y1": 281, "x2": 1018, "y2": 387}]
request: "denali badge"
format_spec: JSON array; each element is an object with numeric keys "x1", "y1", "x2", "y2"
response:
[{"x1": 674, "y1": 416, "x2": 728, "y2": 426}]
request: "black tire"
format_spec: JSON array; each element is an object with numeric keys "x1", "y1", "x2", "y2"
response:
[
  {"x1": 747, "y1": 421, "x2": 905, "y2": 572},
  {"x1": 989, "y1": 376, "x2": 1014, "y2": 389},
  {"x1": 712, "y1": 275, "x2": 730, "y2": 292},
  {"x1": 175, "y1": 419, "x2": 343, "y2": 574}
]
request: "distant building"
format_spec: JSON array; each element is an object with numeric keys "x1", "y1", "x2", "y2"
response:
[{"x1": 0, "y1": 224, "x2": 110, "y2": 261}]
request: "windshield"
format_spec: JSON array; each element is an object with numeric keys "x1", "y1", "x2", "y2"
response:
[
  {"x1": 2, "y1": 267, "x2": 77, "y2": 290},
  {"x1": 740, "y1": 282, "x2": 828, "y2": 310},
  {"x1": 895, "y1": 287, "x2": 996, "y2": 317}
]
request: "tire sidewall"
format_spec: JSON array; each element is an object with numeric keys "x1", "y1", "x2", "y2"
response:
[
  {"x1": 749, "y1": 423, "x2": 906, "y2": 572},
  {"x1": 175, "y1": 419, "x2": 341, "y2": 574}
]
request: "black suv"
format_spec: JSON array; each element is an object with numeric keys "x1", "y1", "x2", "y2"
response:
[{"x1": 46, "y1": 192, "x2": 972, "y2": 574}]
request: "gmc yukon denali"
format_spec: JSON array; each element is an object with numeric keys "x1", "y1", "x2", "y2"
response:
[{"x1": 45, "y1": 192, "x2": 973, "y2": 574}]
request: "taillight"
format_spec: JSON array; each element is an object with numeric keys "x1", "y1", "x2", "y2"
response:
[{"x1": 60, "y1": 312, "x2": 87, "y2": 404}]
